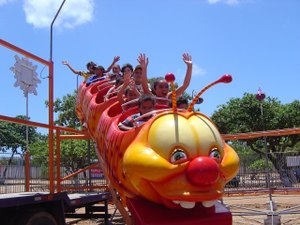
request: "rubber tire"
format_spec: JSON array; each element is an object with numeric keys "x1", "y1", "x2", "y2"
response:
[{"x1": 20, "y1": 211, "x2": 58, "y2": 225}]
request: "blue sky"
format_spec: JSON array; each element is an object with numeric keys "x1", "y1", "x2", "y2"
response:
[{"x1": 0, "y1": 0, "x2": 299, "y2": 127}]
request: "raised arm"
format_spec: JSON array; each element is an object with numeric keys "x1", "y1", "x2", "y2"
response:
[
  {"x1": 131, "y1": 82, "x2": 142, "y2": 98},
  {"x1": 105, "y1": 56, "x2": 120, "y2": 73},
  {"x1": 62, "y1": 61, "x2": 81, "y2": 75},
  {"x1": 117, "y1": 72, "x2": 131, "y2": 104},
  {"x1": 137, "y1": 53, "x2": 152, "y2": 95},
  {"x1": 169, "y1": 53, "x2": 192, "y2": 98}
]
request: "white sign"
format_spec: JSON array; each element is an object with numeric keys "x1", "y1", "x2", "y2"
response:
[{"x1": 10, "y1": 55, "x2": 41, "y2": 96}]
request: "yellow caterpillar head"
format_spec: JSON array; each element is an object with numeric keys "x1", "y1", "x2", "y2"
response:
[{"x1": 123, "y1": 111, "x2": 239, "y2": 209}]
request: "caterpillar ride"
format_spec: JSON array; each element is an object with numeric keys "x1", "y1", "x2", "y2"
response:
[{"x1": 76, "y1": 73, "x2": 240, "y2": 225}]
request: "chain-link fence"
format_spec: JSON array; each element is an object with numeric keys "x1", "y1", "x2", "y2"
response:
[
  {"x1": 0, "y1": 153, "x2": 108, "y2": 194},
  {"x1": 225, "y1": 151, "x2": 300, "y2": 192},
  {"x1": 1, "y1": 151, "x2": 300, "y2": 194}
]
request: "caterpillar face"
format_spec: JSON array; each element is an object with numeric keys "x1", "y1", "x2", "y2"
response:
[{"x1": 123, "y1": 112, "x2": 239, "y2": 209}]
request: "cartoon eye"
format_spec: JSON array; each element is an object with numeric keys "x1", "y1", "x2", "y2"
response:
[
  {"x1": 170, "y1": 149, "x2": 188, "y2": 164},
  {"x1": 209, "y1": 148, "x2": 221, "y2": 161}
]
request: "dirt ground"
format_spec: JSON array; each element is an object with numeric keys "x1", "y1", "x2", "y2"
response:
[{"x1": 66, "y1": 194, "x2": 300, "y2": 225}]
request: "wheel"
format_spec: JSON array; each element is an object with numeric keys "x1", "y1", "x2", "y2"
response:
[{"x1": 19, "y1": 211, "x2": 58, "y2": 225}]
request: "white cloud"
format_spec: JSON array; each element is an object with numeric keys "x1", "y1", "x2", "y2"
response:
[
  {"x1": 0, "y1": 0, "x2": 14, "y2": 6},
  {"x1": 207, "y1": 0, "x2": 240, "y2": 5},
  {"x1": 23, "y1": 0, "x2": 94, "y2": 29},
  {"x1": 193, "y1": 63, "x2": 206, "y2": 77}
]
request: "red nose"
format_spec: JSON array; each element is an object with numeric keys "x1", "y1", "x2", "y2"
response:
[{"x1": 186, "y1": 157, "x2": 220, "y2": 186}]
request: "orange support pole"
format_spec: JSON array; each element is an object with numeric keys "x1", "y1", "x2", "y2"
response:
[
  {"x1": 25, "y1": 150, "x2": 30, "y2": 191},
  {"x1": 56, "y1": 129, "x2": 61, "y2": 192},
  {"x1": 0, "y1": 39, "x2": 50, "y2": 66},
  {"x1": 60, "y1": 163, "x2": 100, "y2": 181}
]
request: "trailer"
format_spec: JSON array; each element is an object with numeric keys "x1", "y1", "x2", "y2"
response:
[{"x1": 0, "y1": 191, "x2": 111, "y2": 225}]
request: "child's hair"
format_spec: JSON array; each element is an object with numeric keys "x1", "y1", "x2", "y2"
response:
[
  {"x1": 152, "y1": 77, "x2": 166, "y2": 90},
  {"x1": 86, "y1": 61, "x2": 97, "y2": 70},
  {"x1": 95, "y1": 65, "x2": 105, "y2": 71},
  {"x1": 137, "y1": 94, "x2": 155, "y2": 107},
  {"x1": 177, "y1": 96, "x2": 189, "y2": 106},
  {"x1": 121, "y1": 63, "x2": 133, "y2": 73},
  {"x1": 134, "y1": 65, "x2": 142, "y2": 72}
]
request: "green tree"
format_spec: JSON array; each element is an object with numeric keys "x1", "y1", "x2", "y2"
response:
[
  {"x1": 46, "y1": 90, "x2": 81, "y2": 128},
  {"x1": 29, "y1": 133, "x2": 49, "y2": 178},
  {"x1": 211, "y1": 93, "x2": 300, "y2": 186},
  {"x1": 29, "y1": 135, "x2": 93, "y2": 178},
  {"x1": 59, "y1": 140, "x2": 92, "y2": 174},
  {"x1": 0, "y1": 115, "x2": 38, "y2": 178},
  {"x1": 45, "y1": 90, "x2": 97, "y2": 175},
  {"x1": 0, "y1": 115, "x2": 38, "y2": 153},
  {"x1": 230, "y1": 141, "x2": 261, "y2": 171}
]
